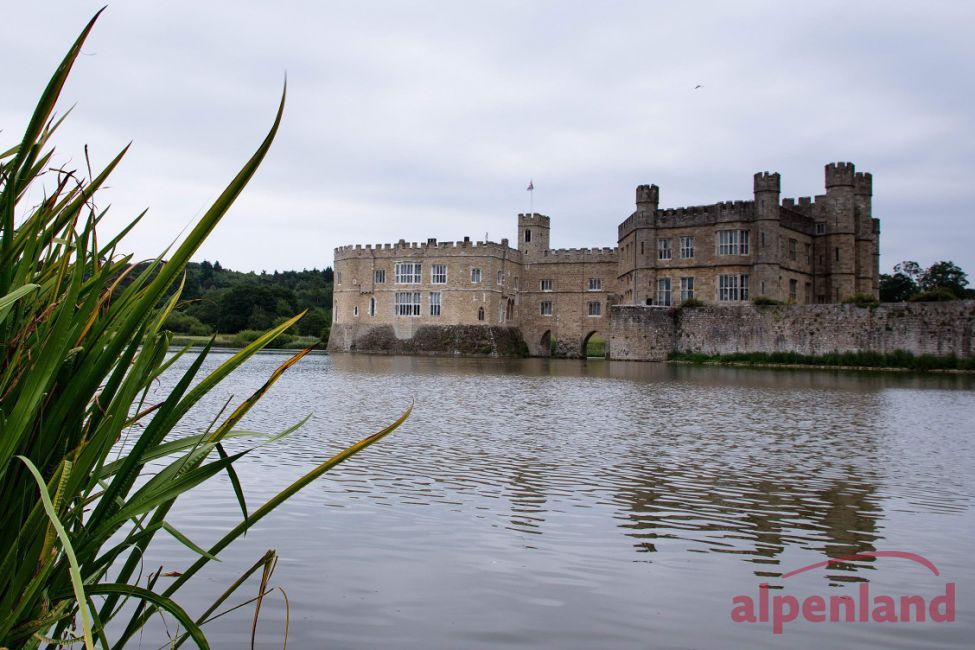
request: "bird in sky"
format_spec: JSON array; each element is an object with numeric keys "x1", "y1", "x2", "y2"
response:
[{"x1": 694, "y1": 84, "x2": 703, "y2": 89}]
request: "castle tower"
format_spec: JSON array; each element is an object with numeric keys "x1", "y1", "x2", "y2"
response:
[
  {"x1": 519, "y1": 213, "x2": 550, "y2": 258},
  {"x1": 635, "y1": 184, "x2": 659, "y2": 212},
  {"x1": 824, "y1": 162, "x2": 857, "y2": 301},
  {"x1": 753, "y1": 171, "x2": 781, "y2": 299},
  {"x1": 854, "y1": 171, "x2": 878, "y2": 298}
]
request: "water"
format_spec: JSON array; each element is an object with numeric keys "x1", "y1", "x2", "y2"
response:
[{"x1": 135, "y1": 353, "x2": 974, "y2": 649}]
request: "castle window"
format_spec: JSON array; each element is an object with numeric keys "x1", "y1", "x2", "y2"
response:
[
  {"x1": 374, "y1": 269, "x2": 385, "y2": 284},
  {"x1": 718, "y1": 274, "x2": 749, "y2": 301},
  {"x1": 588, "y1": 278, "x2": 602, "y2": 291},
  {"x1": 369, "y1": 297, "x2": 376, "y2": 316},
  {"x1": 657, "y1": 278, "x2": 672, "y2": 306},
  {"x1": 497, "y1": 271, "x2": 504, "y2": 285},
  {"x1": 337, "y1": 271, "x2": 342, "y2": 284},
  {"x1": 587, "y1": 301, "x2": 602, "y2": 317},
  {"x1": 429, "y1": 292, "x2": 441, "y2": 316},
  {"x1": 394, "y1": 291, "x2": 421, "y2": 316},
  {"x1": 658, "y1": 238, "x2": 672, "y2": 260},
  {"x1": 789, "y1": 238, "x2": 798, "y2": 261},
  {"x1": 789, "y1": 279, "x2": 798, "y2": 302},
  {"x1": 805, "y1": 243, "x2": 812, "y2": 265},
  {"x1": 394, "y1": 262, "x2": 422, "y2": 284},
  {"x1": 525, "y1": 229, "x2": 532, "y2": 243},
  {"x1": 471, "y1": 268, "x2": 481, "y2": 283},
  {"x1": 477, "y1": 306, "x2": 485, "y2": 321},
  {"x1": 816, "y1": 222, "x2": 826, "y2": 235},
  {"x1": 431, "y1": 264, "x2": 447, "y2": 284},
  {"x1": 680, "y1": 236, "x2": 695, "y2": 259},
  {"x1": 540, "y1": 301, "x2": 553, "y2": 316},
  {"x1": 835, "y1": 247, "x2": 840, "y2": 262},
  {"x1": 353, "y1": 305, "x2": 359, "y2": 317},
  {"x1": 717, "y1": 230, "x2": 750, "y2": 256},
  {"x1": 540, "y1": 279, "x2": 553, "y2": 291},
  {"x1": 680, "y1": 277, "x2": 694, "y2": 301},
  {"x1": 640, "y1": 241, "x2": 645, "y2": 256}
]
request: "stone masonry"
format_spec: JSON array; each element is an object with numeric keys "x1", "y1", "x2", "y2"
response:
[{"x1": 329, "y1": 162, "x2": 882, "y2": 357}]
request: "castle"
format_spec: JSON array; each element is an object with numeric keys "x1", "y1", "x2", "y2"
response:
[{"x1": 329, "y1": 162, "x2": 880, "y2": 357}]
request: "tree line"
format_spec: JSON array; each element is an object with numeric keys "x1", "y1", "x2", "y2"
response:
[
  {"x1": 162, "y1": 261, "x2": 333, "y2": 340},
  {"x1": 879, "y1": 260, "x2": 971, "y2": 302}
]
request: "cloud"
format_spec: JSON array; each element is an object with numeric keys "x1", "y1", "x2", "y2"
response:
[{"x1": 3, "y1": 0, "x2": 974, "y2": 275}]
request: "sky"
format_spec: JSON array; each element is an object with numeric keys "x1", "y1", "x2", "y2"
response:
[{"x1": 3, "y1": 1, "x2": 974, "y2": 275}]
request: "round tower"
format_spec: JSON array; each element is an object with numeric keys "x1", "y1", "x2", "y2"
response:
[{"x1": 518, "y1": 213, "x2": 550, "y2": 258}]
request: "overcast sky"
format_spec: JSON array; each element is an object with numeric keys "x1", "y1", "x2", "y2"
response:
[{"x1": 4, "y1": 1, "x2": 974, "y2": 275}]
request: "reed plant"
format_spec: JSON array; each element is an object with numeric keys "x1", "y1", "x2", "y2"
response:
[{"x1": 0, "y1": 11, "x2": 408, "y2": 648}]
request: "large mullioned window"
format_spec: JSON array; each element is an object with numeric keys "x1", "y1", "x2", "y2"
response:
[
  {"x1": 717, "y1": 230, "x2": 750, "y2": 256},
  {"x1": 394, "y1": 292, "x2": 421, "y2": 316},
  {"x1": 429, "y1": 292, "x2": 442, "y2": 316},
  {"x1": 718, "y1": 274, "x2": 749, "y2": 302},
  {"x1": 395, "y1": 262, "x2": 422, "y2": 284}
]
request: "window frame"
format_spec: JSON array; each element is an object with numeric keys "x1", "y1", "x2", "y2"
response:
[
  {"x1": 679, "y1": 236, "x2": 695, "y2": 259},
  {"x1": 394, "y1": 261, "x2": 422, "y2": 284},
  {"x1": 587, "y1": 277, "x2": 602, "y2": 292},
  {"x1": 657, "y1": 238, "x2": 672, "y2": 260},
  {"x1": 540, "y1": 301, "x2": 553, "y2": 316},
  {"x1": 657, "y1": 277, "x2": 672, "y2": 306},
  {"x1": 431, "y1": 264, "x2": 447, "y2": 284},
  {"x1": 394, "y1": 291, "x2": 421, "y2": 316}
]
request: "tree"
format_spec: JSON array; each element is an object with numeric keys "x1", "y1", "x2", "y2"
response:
[
  {"x1": 919, "y1": 261, "x2": 968, "y2": 297},
  {"x1": 324, "y1": 266, "x2": 334, "y2": 283},
  {"x1": 879, "y1": 272, "x2": 917, "y2": 302}
]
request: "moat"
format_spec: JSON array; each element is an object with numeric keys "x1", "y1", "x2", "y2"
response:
[{"x1": 145, "y1": 353, "x2": 974, "y2": 648}]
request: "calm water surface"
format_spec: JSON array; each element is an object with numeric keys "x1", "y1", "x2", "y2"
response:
[{"x1": 139, "y1": 353, "x2": 975, "y2": 649}]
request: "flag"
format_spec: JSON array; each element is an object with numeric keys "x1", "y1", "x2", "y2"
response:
[{"x1": 527, "y1": 180, "x2": 534, "y2": 191}]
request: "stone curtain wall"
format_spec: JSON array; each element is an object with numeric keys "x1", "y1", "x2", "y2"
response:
[
  {"x1": 328, "y1": 323, "x2": 529, "y2": 357},
  {"x1": 609, "y1": 301, "x2": 975, "y2": 361}
]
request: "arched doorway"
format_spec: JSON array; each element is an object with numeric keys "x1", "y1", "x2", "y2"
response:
[
  {"x1": 539, "y1": 330, "x2": 553, "y2": 357},
  {"x1": 582, "y1": 331, "x2": 606, "y2": 358}
]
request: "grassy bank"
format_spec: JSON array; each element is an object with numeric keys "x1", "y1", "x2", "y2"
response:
[
  {"x1": 171, "y1": 332, "x2": 324, "y2": 350},
  {"x1": 668, "y1": 350, "x2": 975, "y2": 372}
]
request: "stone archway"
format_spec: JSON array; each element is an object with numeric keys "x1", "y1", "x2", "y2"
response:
[
  {"x1": 539, "y1": 330, "x2": 553, "y2": 357},
  {"x1": 582, "y1": 330, "x2": 607, "y2": 358}
]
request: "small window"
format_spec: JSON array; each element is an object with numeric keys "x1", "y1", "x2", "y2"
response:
[
  {"x1": 789, "y1": 238, "x2": 798, "y2": 261},
  {"x1": 525, "y1": 229, "x2": 532, "y2": 243},
  {"x1": 587, "y1": 301, "x2": 602, "y2": 317},
  {"x1": 657, "y1": 278, "x2": 672, "y2": 306},
  {"x1": 374, "y1": 269, "x2": 385, "y2": 283},
  {"x1": 540, "y1": 301, "x2": 553, "y2": 316},
  {"x1": 816, "y1": 222, "x2": 826, "y2": 235},
  {"x1": 369, "y1": 297, "x2": 376, "y2": 316},
  {"x1": 353, "y1": 305, "x2": 359, "y2": 317},
  {"x1": 835, "y1": 247, "x2": 840, "y2": 262},
  {"x1": 805, "y1": 243, "x2": 812, "y2": 265},
  {"x1": 640, "y1": 241, "x2": 645, "y2": 255},
  {"x1": 680, "y1": 277, "x2": 694, "y2": 301},
  {"x1": 337, "y1": 271, "x2": 343, "y2": 285},
  {"x1": 429, "y1": 292, "x2": 441, "y2": 316},
  {"x1": 477, "y1": 306, "x2": 484, "y2": 321},
  {"x1": 497, "y1": 270, "x2": 503, "y2": 285},
  {"x1": 540, "y1": 279, "x2": 553, "y2": 291},
  {"x1": 789, "y1": 279, "x2": 798, "y2": 302},
  {"x1": 471, "y1": 268, "x2": 481, "y2": 283},
  {"x1": 680, "y1": 236, "x2": 694, "y2": 259},
  {"x1": 588, "y1": 278, "x2": 602, "y2": 291},
  {"x1": 431, "y1": 264, "x2": 447, "y2": 284},
  {"x1": 658, "y1": 238, "x2": 672, "y2": 260}
]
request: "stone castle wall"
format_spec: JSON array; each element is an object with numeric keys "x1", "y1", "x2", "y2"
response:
[
  {"x1": 609, "y1": 301, "x2": 975, "y2": 361},
  {"x1": 328, "y1": 323, "x2": 529, "y2": 357}
]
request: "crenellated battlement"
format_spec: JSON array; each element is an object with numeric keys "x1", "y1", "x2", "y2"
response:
[
  {"x1": 753, "y1": 171, "x2": 781, "y2": 193},
  {"x1": 539, "y1": 246, "x2": 619, "y2": 264},
  {"x1": 334, "y1": 236, "x2": 518, "y2": 260},
  {"x1": 825, "y1": 161, "x2": 856, "y2": 188},
  {"x1": 854, "y1": 171, "x2": 872, "y2": 196},
  {"x1": 518, "y1": 212, "x2": 551, "y2": 225},
  {"x1": 635, "y1": 184, "x2": 659, "y2": 210}
]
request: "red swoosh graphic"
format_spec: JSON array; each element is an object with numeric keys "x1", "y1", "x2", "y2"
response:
[{"x1": 781, "y1": 551, "x2": 939, "y2": 579}]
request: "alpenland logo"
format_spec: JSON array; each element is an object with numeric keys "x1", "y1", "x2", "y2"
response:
[{"x1": 730, "y1": 551, "x2": 956, "y2": 634}]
